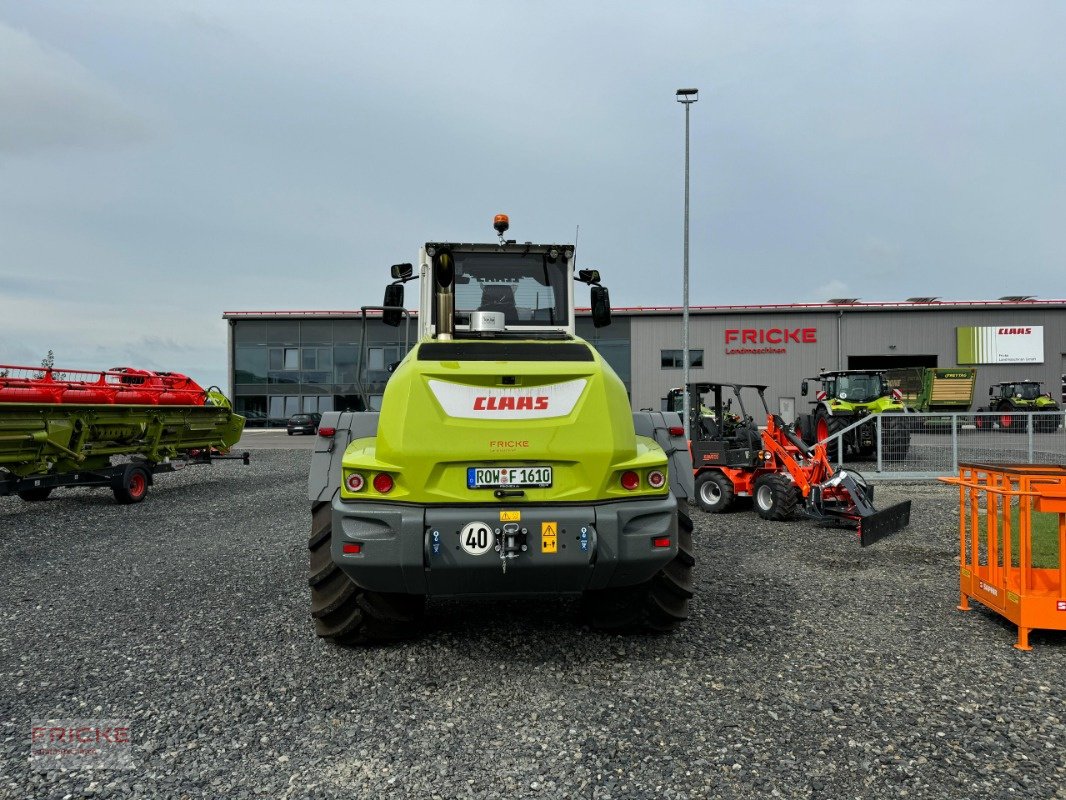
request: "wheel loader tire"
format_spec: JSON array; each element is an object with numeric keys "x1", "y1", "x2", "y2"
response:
[
  {"x1": 881, "y1": 414, "x2": 911, "y2": 461},
  {"x1": 752, "y1": 474, "x2": 798, "y2": 521},
  {"x1": 113, "y1": 464, "x2": 149, "y2": 504},
  {"x1": 17, "y1": 486, "x2": 53, "y2": 502},
  {"x1": 694, "y1": 471, "x2": 735, "y2": 513},
  {"x1": 581, "y1": 510, "x2": 694, "y2": 634},
  {"x1": 308, "y1": 501, "x2": 424, "y2": 645}
]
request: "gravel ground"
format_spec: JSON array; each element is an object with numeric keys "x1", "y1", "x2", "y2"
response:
[{"x1": 1, "y1": 450, "x2": 1064, "y2": 799}]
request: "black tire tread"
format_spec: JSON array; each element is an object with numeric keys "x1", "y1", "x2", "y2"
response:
[
  {"x1": 753, "y1": 474, "x2": 798, "y2": 521},
  {"x1": 581, "y1": 516, "x2": 694, "y2": 634},
  {"x1": 881, "y1": 414, "x2": 912, "y2": 461},
  {"x1": 694, "y1": 471, "x2": 735, "y2": 513},
  {"x1": 308, "y1": 502, "x2": 424, "y2": 645}
]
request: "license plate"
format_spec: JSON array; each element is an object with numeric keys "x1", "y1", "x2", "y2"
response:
[{"x1": 467, "y1": 466, "x2": 552, "y2": 489}]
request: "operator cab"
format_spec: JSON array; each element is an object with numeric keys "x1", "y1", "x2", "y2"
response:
[
  {"x1": 801, "y1": 371, "x2": 888, "y2": 403},
  {"x1": 381, "y1": 214, "x2": 611, "y2": 340},
  {"x1": 993, "y1": 381, "x2": 1044, "y2": 400}
]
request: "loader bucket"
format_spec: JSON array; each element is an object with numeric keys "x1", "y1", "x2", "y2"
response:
[{"x1": 858, "y1": 500, "x2": 912, "y2": 547}]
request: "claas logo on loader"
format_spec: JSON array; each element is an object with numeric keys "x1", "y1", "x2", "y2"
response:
[{"x1": 473, "y1": 396, "x2": 549, "y2": 411}]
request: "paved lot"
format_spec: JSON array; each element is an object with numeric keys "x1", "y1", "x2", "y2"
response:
[
  {"x1": 237, "y1": 429, "x2": 316, "y2": 450},
  {"x1": 1, "y1": 451, "x2": 1063, "y2": 799}
]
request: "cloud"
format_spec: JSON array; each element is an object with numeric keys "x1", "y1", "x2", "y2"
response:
[{"x1": 0, "y1": 22, "x2": 149, "y2": 155}]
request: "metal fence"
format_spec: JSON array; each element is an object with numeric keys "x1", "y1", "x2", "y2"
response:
[{"x1": 819, "y1": 411, "x2": 1066, "y2": 479}]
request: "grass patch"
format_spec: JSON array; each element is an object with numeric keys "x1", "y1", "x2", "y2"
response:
[{"x1": 974, "y1": 506, "x2": 1062, "y2": 569}]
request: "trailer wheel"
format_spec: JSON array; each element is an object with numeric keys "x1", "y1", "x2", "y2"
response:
[
  {"x1": 17, "y1": 487, "x2": 53, "y2": 502},
  {"x1": 694, "y1": 471, "x2": 735, "y2": 513},
  {"x1": 113, "y1": 465, "x2": 149, "y2": 504},
  {"x1": 752, "y1": 474, "x2": 798, "y2": 521},
  {"x1": 308, "y1": 501, "x2": 424, "y2": 645},
  {"x1": 582, "y1": 510, "x2": 694, "y2": 634}
]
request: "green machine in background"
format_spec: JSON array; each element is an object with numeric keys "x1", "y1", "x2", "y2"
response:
[{"x1": 0, "y1": 364, "x2": 246, "y2": 504}]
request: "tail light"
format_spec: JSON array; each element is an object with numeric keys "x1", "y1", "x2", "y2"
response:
[
  {"x1": 373, "y1": 473, "x2": 394, "y2": 494},
  {"x1": 647, "y1": 470, "x2": 666, "y2": 489},
  {"x1": 620, "y1": 471, "x2": 640, "y2": 491},
  {"x1": 652, "y1": 536, "x2": 671, "y2": 548},
  {"x1": 346, "y1": 473, "x2": 365, "y2": 492},
  {"x1": 342, "y1": 543, "x2": 362, "y2": 554},
  {"x1": 668, "y1": 426, "x2": 685, "y2": 436},
  {"x1": 318, "y1": 426, "x2": 336, "y2": 437}
]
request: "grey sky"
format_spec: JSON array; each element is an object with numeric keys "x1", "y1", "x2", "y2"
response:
[{"x1": 1, "y1": 1, "x2": 1064, "y2": 390}]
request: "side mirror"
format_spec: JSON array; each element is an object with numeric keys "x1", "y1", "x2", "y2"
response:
[
  {"x1": 382, "y1": 284, "x2": 404, "y2": 327},
  {"x1": 988, "y1": 386, "x2": 994, "y2": 396},
  {"x1": 390, "y1": 263, "x2": 413, "y2": 280},
  {"x1": 590, "y1": 285, "x2": 611, "y2": 328},
  {"x1": 578, "y1": 269, "x2": 601, "y2": 284},
  {"x1": 800, "y1": 380, "x2": 808, "y2": 397}
]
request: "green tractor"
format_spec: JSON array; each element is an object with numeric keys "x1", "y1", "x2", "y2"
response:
[
  {"x1": 973, "y1": 381, "x2": 1062, "y2": 432},
  {"x1": 797, "y1": 370, "x2": 911, "y2": 461}
]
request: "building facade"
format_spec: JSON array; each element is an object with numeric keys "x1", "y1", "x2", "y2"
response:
[{"x1": 225, "y1": 300, "x2": 1066, "y2": 425}]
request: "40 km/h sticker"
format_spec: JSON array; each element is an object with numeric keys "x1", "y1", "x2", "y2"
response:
[{"x1": 459, "y1": 522, "x2": 495, "y2": 556}]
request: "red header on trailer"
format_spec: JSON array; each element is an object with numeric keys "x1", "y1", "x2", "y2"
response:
[{"x1": 0, "y1": 365, "x2": 207, "y2": 406}]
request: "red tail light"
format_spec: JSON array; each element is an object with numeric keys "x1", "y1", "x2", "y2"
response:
[
  {"x1": 652, "y1": 536, "x2": 671, "y2": 548},
  {"x1": 318, "y1": 426, "x2": 336, "y2": 437},
  {"x1": 373, "y1": 473, "x2": 394, "y2": 493},
  {"x1": 668, "y1": 426, "x2": 685, "y2": 436},
  {"x1": 620, "y1": 471, "x2": 640, "y2": 491},
  {"x1": 342, "y1": 543, "x2": 362, "y2": 554}
]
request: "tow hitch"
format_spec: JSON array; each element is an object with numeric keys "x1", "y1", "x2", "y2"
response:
[{"x1": 495, "y1": 522, "x2": 528, "y2": 573}]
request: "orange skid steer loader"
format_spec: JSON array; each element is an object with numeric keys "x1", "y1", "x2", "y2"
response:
[{"x1": 669, "y1": 383, "x2": 911, "y2": 546}]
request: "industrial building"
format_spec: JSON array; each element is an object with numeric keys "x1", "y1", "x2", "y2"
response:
[{"x1": 225, "y1": 298, "x2": 1066, "y2": 425}]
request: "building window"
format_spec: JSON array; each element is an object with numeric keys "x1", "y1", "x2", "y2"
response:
[{"x1": 661, "y1": 349, "x2": 703, "y2": 369}]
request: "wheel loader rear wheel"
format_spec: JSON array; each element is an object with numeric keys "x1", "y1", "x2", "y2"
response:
[
  {"x1": 694, "y1": 471, "x2": 735, "y2": 513},
  {"x1": 309, "y1": 502, "x2": 424, "y2": 645},
  {"x1": 581, "y1": 510, "x2": 694, "y2": 634},
  {"x1": 752, "y1": 474, "x2": 798, "y2": 521}
]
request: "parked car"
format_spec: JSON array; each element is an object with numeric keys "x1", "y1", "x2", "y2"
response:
[{"x1": 287, "y1": 412, "x2": 321, "y2": 435}]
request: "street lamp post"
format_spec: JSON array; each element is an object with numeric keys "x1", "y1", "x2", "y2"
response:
[{"x1": 676, "y1": 87, "x2": 698, "y2": 441}]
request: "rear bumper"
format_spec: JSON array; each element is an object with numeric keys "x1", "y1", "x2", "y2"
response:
[{"x1": 330, "y1": 494, "x2": 679, "y2": 597}]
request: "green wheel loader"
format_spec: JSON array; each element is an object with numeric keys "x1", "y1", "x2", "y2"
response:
[
  {"x1": 797, "y1": 370, "x2": 911, "y2": 462},
  {"x1": 307, "y1": 216, "x2": 695, "y2": 645}
]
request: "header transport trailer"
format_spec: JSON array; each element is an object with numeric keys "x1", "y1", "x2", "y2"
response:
[{"x1": 0, "y1": 365, "x2": 246, "y2": 504}]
